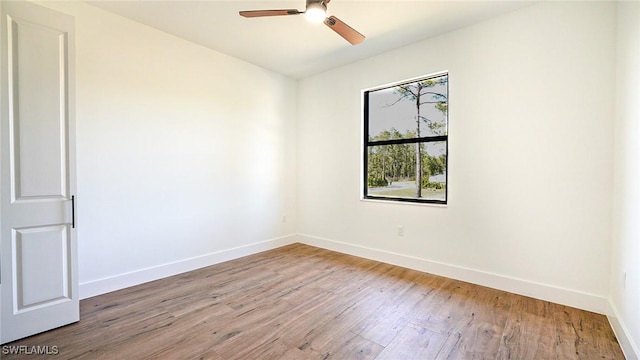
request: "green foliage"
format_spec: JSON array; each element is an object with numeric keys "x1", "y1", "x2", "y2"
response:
[
  {"x1": 425, "y1": 154, "x2": 447, "y2": 176},
  {"x1": 368, "y1": 128, "x2": 418, "y2": 185},
  {"x1": 421, "y1": 177, "x2": 445, "y2": 190},
  {"x1": 368, "y1": 176, "x2": 388, "y2": 187},
  {"x1": 435, "y1": 102, "x2": 448, "y2": 115},
  {"x1": 368, "y1": 140, "x2": 446, "y2": 190}
]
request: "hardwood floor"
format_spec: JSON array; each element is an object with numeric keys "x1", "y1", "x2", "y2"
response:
[{"x1": 3, "y1": 243, "x2": 624, "y2": 359}]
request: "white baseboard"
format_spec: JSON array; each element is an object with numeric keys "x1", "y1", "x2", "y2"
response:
[
  {"x1": 608, "y1": 301, "x2": 640, "y2": 360},
  {"x1": 297, "y1": 234, "x2": 611, "y2": 315},
  {"x1": 79, "y1": 235, "x2": 297, "y2": 299}
]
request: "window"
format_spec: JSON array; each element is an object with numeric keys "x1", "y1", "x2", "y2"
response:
[{"x1": 363, "y1": 72, "x2": 448, "y2": 204}]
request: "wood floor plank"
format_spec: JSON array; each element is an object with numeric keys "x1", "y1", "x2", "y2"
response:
[
  {"x1": 554, "y1": 304, "x2": 625, "y2": 360},
  {"x1": 226, "y1": 338, "x2": 297, "y2": 360},
  {"x1": 496, "y1": 296, "x2": 556, "y2": 360},
  {"x1": 317, "y1": 332, "x2": 384, "y2": 360},
  {"x1": 430, "y1": 284, "x2": 513, "y2": 359},
  {"x1": 278, "y1": 346, "x2": 311, "y2": 360},
  {"x1": 353, "y1": 273, "x2": 436, "y2": 346},
  {"x1": 375, "y1": 323, "x2": 448, "y2": 360},
  {"x1": 411, "y1": 278, "x2": 468, "y2": 333},
  {"x1": 2, "y1": 244, "x2": 624, "y2": 360},
  {"x1": 414, "y1": 281, "x2": 512, "y2": 359},
  {"x1": 436, "y1": 321, "x2": 505, "y2": 360}
]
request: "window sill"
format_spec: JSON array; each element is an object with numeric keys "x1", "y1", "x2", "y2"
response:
[{"x1": 360, "y1": 197, "x2": 448, "y2": 208}]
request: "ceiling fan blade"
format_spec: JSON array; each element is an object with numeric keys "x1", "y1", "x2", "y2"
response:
[
  {"x1": 324, "y1": 16, "x2": 365, "y2": 45},
  {"x1": 239, "y1": 9, "x2": 302, "y2": 18}
]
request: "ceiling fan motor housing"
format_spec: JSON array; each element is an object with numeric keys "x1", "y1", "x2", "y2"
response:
[{"x1": 306, "y1": 0, "x2": 327, "y2": 12}]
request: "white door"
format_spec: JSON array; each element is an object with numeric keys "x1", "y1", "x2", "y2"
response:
[{"x1": 0, "y1": 1, "x2": 77, "y2": 344}]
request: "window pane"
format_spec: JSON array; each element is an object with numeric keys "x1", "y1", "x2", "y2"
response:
[
  {"x1": 367, "y1": 141, "x2": 446, "y2": 202},
  {"x1": 367, "y1": 74, "x2": 448, "y2": 141}
]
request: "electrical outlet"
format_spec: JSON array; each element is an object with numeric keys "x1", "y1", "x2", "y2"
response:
[
  {"x1": 623, "y1": 272, "x2": 627, "y2": 289},
  {"x1": 282, "y1": 215, "x2": 287, "y2": 223},
  {"x1": 397, "y1": 226, "x2": 404, "y2": 237}
]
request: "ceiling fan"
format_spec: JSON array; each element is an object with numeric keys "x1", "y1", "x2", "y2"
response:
[{"x1": 239, "y1": 0, "x2": 365, "y2": 45}]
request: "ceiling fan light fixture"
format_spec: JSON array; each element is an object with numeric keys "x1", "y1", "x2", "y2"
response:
[
  {"x1": 305, "y1": 2, "x2": 327, "y2": 23},
  {"x1": 239, "y1": 0, "x2": 365, "y2": 46}
]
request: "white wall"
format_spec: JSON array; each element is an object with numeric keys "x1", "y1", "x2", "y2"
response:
[
  {"x1": 611, "y1": 1, "x2": 640, "y2": 358},
  {"x1": 298, "y1": 1, "x2": 617, "y2": 313},
  {"x1": 38, "y1": 1, "x2": 298, "y2": 297}
]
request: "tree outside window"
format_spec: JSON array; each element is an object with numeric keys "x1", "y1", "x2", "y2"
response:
[{"x1": 363, "y1": 73, "x2": 448, "y2": 204}]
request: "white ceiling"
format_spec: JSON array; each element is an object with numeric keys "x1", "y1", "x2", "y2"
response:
[{"x1": 87, "y1": 1, "x2": 536, "y2": 79}]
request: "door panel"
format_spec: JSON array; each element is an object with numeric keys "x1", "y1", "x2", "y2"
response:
[
  {"x1": 14, "y1": 225, "x2": 71, "y2": 310},
  {"x1": 1, "y1": 1, "x2": 77, "y2": 344},
  {"x1": 10, "y1": 17, "x2": 68, "y2": 200}
]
